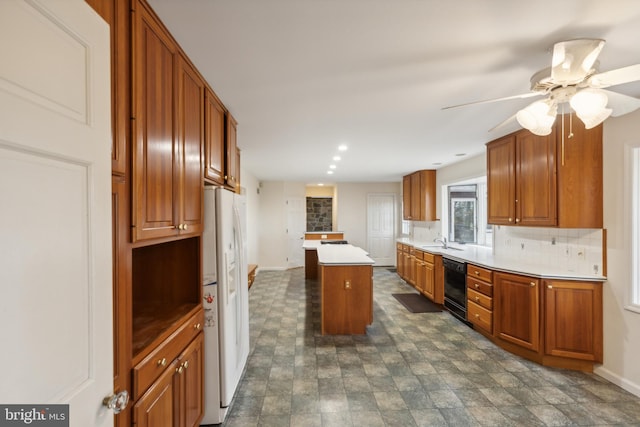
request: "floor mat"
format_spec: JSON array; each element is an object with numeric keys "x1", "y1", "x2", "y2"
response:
[{"x1": 392, "y1": 293, "x2": 442, "y2": 313}]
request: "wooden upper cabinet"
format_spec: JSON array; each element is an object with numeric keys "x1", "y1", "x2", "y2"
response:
[
  {"x1": 487, "y1": 118, "x2": 603, "y2": 228},
  {"x1": 487, "y1": 129, "x2": 556, "y2": 226},
  {"x1": 494, "y1": 272, "x2": 540, "y2": 352},
  {"x1": 175, "y1": 53, "x2": 204, "y2": 236},
  {"x1": 204, "y1": 89, "x2": 226, "y2": 185},
  {"x1": 402, "y1": 170, "x2": 436, "y2": 221},
  {"x1": 402, "y1": 175, "x2": 411, "y2": 220},
  {"x1": 131, "y1": 2, "x2": 203, "y2": 241},
  {"x1": 556, "y1": 114, "x2": 603, "y2": 228},
  {"x1": 225, "y1": 113, "x2": 238, "y2": 191},
  {"x1": 487, "y1": 134, "x2": 516, "y2": 225},
  {"x1": 516, "y1": 128, "x2": 557, "y2": 226}
]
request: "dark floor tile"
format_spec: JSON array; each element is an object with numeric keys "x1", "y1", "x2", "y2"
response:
[{"x1": 230, "y1": 268, "x2": 640, "y2": 427}]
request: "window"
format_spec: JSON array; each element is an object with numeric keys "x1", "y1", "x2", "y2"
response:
[{"x1": 442, "y1": 178, "x2": 491, "y2": 247}]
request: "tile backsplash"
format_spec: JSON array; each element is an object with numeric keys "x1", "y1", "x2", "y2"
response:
[{"x1": 493, "y1": 226, "x2": 604, "y2": 276}]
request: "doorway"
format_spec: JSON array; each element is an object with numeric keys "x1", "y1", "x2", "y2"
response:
[{"x1": 367, "y1": 193, "x2": 396, "y2": 266}]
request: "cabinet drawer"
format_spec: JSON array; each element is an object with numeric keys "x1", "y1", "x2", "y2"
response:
[
  {"x1": 133, "y1": 309, "x2": 204, "y2": 400},
  {"x1": 468, "y1": 288, "x2": 493, "y2": 310},
  {"x1": 412, "y1": 249, "x2": 424, "y2": 260},
  {"x1": 422, "y1": 251, "x2": 435, "y2": 264},
  {"x1": 468, "y1": 301, "x2": 493, "y2": 334},
  {"x1": 396, "y1": 243, "x2": 403, "y2": 250},
  {"x1": 468, "y1": 264, "x2": 493, "y2": 283},
  {"x1": 467, "y1": 277, "x2": 493, "y2": 297}
]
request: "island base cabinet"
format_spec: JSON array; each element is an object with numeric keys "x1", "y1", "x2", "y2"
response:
[
  {"x1": 544, "y1": 280, "x2": 603, "y2": 363},
  {"x1": 320, "y1": 265, "x2": 373, "y2": 335}
]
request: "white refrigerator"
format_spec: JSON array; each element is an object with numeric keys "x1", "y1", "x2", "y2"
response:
[{"x1": 202, "y1": 186, "x2": 250, "y2": 425}]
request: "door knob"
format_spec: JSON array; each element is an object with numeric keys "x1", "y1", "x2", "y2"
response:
[{"x1": 103, "y1": 390, "x2": 129, "y2": 414}]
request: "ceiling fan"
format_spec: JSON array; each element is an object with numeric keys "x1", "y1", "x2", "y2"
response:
[{"x1": 443, "y1": 38, "x2": 640, "y2": 135}]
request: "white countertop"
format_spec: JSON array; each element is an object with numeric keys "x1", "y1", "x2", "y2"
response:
[
  {"x1": 316, "y1": 244, "x2": 375, "y2": 265},
  {"x1": 397, "y1": 237, "x2": 606, "y2": 282}
]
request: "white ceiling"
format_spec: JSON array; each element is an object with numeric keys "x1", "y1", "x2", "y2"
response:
[{"x1": 147, "y1": 0, "x2": 640, "y2": 184}]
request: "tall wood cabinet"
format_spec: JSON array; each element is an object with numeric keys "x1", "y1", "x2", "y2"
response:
[
  {"x1": 131, "y1": 4, "x2": 203, "y2": 242},
  {"x1": 402, "y1": 170, "x2": 436, "y2": 221},
  {"x1": 87, "y1": 0, "x2": 244, "y2": 424}
]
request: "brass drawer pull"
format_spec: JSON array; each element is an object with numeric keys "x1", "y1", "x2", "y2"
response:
[{"x1": 157, "y1": 358, "x2": 166, "y2": 367}]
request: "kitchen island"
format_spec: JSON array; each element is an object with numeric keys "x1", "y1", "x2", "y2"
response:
[
  {"x1": 316, "y1": 244, "x2": 375, "y2": 335},
  {"x1": 303, "y1": 232, "x2": 345, "y2": 279}
]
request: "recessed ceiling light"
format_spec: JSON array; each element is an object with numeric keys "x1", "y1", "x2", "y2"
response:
[
  {"x1": 329, "y1": 164, "x2": 336, "y2": 169},
  {"x1": 455, "y1": 153, "x2": 466, "y2": 157},
  {"x1": 338, "y1": 144, "x2": 348, "y2": 151},
  {"x1": 318, "y1": 183, "x2": 324, "y2": 186},
  {"x1": 333, "y1": 156, "x2": 341, "y2": 161},
  {"x1": 327, "y1": 170, "x2": 334, "y2": 175}
]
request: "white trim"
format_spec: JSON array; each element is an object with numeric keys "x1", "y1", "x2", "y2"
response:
[
  {"x1": 594, "y1": 366, "x2": 640, "y2": 398},
  {"x1": 626, "y1": 146, "x2": 640, "y2": 313}
]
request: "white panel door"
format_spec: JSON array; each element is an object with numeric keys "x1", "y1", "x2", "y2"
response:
[
  {"x1": 367, "y1": 194, "x2": 396, "y2": 266},
  {"x1": 0, "y1": 1, "x2": 113, "y2": 426},
  {"x1": 286, "y1": 197, "x2": 306, "y2": 268}
]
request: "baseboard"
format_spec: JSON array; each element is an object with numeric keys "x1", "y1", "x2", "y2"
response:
[
  {"x1": 594, "y1": 365, "x2": 640, "y2": 397},
  {"x1": 256, "y1": 266, "x2": 288, "y2": 271}
]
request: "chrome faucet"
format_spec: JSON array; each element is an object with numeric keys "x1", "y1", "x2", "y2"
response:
[{"x1": 434, "y1": 236, "x2": 448, "y2": 249}]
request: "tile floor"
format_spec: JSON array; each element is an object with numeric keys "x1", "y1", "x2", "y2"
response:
[{"x1": 222, "y1": 267, "x2": 640, "y2": 426}]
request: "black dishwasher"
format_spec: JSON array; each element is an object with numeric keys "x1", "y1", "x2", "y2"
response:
[{"x1": 443, "y1": 257, "x2": 469, "y2": 324}]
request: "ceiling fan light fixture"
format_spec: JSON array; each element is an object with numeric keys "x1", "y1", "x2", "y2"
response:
[
  {"x1": 577, "y1": 107, "x2": 612, "y2": 129},
  {"x1": 516, "y1": 100, "x2": 556, "y2": 131},
  {"x1": 570, "y1": 88, "x2": 608, "y2": 116}
]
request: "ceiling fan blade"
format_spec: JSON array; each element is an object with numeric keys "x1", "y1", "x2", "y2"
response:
[
  {"x1": 442, "y1": 91, "x2": 542, "y2": 110},
  {"x1": 601, "y1": 89, "x2": 640, "y2": 117},
  {"x1": 588, "y1": 64, "x2": 640, "y2": 89},
  {"x1": 488, "y1": 113, "x2": 517, "y2": 132},
  {"x1": 551, "y1": 38, "x2": 605, "y2": 85}
]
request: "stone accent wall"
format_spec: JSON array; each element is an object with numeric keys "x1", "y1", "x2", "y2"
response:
[{"x1": 306, "y1": 197, "x2": 332, "y2": 231}]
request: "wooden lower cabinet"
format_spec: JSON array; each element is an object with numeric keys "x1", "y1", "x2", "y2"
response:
[
  {"x1": 544, "y1": 280, "x2": 603, "y2": 363},
  {"x1": 396, "y1": 245, "x2": 442, "y2": 304},
  {"x1": 134, "y1": 359, "x2": 177, "y2": 427},
  {"x1": 467, "y1": 264, "x2": 494, "y2": 335},
  {"x1": 494, "y1": 272, "x2": 540, "y2": 352},
  {"x1": 133, "y1": 333, "x2": 204, "y2": 427}
]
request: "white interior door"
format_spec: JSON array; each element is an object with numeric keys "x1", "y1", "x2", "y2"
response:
[
  {"x1": 286, "y1": 197, "x2": 306, "y2": 268},
  {"x1": 367, "y1": 193, "x2": 396, "y2": 266},
  {"x1": 0, "y1": 1, "x2": 113, "y2": 426}
]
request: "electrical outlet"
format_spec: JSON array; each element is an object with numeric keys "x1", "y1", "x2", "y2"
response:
[{"x1": 577, "y1": 247, "x2": 586, "y2": 260}]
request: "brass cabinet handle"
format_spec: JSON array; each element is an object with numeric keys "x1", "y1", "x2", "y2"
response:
[
  {"x1": 516, "y1": 218, "x2": 520, "y2": 223},
  {"x1": 183, "y1": 361, "x2": 189, "y2": 370},
  {"x1": 508, "y1": 217, "x2": 513, "y2": 222},
  {"x1": 176, "y1": 365, "x2": 184, "y2": 374},
  {"x1": 475, "y1": 314, "x2": 480, "y2": 319},
  {"x1": 194, "y1": 323, "x2": 201, "y2": 330},
  {"x1": 475, "y1": 296, "x2": 480, "y2": 302},
  {"x1": 474, "y1": 283, "x2": 480, "y2": 289},
  {"x1": 474, "y1": 270, "x2": 480, "y2": 276},
  {"x1": 547, "y1": 285, "x2": 553, "y2": 289},
  {"x1": 530, "y1": 282, "x2": 536, "y2": 287},
  {"x1": 157, "y1": 358, "x2": 167, "y2": 367}
]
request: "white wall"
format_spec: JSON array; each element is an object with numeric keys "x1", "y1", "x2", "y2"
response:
[
  {"x1": 335, "y1": 182, "x2": 402, "y2": 249},
  {"x1": 255, "y1": 181, "x2": 306, "y2": 269},
  {"x1": 240, "y1": 167, "x2": 260, "y2": 266},
  {"x1": 595, "y1": 110, "x2": 640, "y2": 396}
]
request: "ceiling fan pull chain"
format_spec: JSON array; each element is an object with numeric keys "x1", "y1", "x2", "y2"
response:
[{"x1": 561, "y1": 104, "x2": 565, "y2": 166}]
